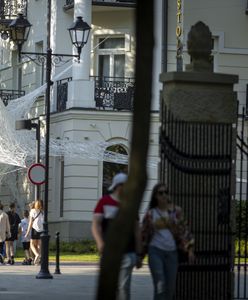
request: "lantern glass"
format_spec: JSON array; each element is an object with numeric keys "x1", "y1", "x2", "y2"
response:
[
  {"x1": 68, "y1": 16, "x2": 91, "y2": 50},
  {"x1": 9, "y1": 13, "x2": 32, "y2": 45}
]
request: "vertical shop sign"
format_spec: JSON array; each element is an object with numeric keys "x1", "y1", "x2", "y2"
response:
[{"x1": 176, "y1": 0, "x2": 184, "y2": 71}]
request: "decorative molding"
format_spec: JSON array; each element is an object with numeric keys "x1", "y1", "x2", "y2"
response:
[
  {"x1": 169, "y1": 30, "x2": 248, "y2": 56},
  {"x1": 50, "y1": 109, "x2": 159, "y2": 123}
]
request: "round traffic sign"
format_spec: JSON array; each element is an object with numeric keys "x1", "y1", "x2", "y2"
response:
[{"x1": 28, "y1": 163, "x2": 46, "y2": 185}]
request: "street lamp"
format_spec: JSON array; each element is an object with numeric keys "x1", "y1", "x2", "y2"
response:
[
  {"x1": 9, "y1": 13, "x2": 32, "y2": 57},
  {"x1": 10, "y1": 1, "x2": 91, "y2": 280},
  {"x1": 68, "y1": 16, "x2": 91, "y2": 61}
]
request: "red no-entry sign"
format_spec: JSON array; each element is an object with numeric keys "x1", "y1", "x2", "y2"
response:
[{"x1": 28, "y1": 163, "x2": 46, "y2": 185}]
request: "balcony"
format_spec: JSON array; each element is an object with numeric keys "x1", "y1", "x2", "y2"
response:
[
  {"x1": 0, "y1": 89, "x2": 25, "y2": 106},
  {"x1": 93, "y1": 76, "x2": 134, "y2": 111},
  {"x1": 0, "y1": 0, "x2": 28, "y2": 32},
  {"x1": 56, "y1": 77, "x2": 72, "y2": 112},
  {"x1": 64, "y1": 0, "x2": 136, "y2": 11},
  {"x1": 56, "y1": 76, "x2": 135, "y2": 112}
]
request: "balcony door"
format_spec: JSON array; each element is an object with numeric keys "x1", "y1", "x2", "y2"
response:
[{"x1": 97, "y1": 37, "x2": 125, "y2": 79}]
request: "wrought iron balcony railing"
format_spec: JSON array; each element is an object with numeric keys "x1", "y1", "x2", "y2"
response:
[
  {"x1": 93, "y1": 76, "x2": 135, "y2": 111},
  {"x1": 0, "y1": 89, "x2": 25, "y2": 106},
  {"x1": 0, "y1": 0, "x2": 27, "y2": 33},
  {"x1": 92, "y1": 0, "x2": 136, "y2": 6},
  {"x1": 0, "y1": 0, "x2": 27, "y2": 19},
  {"x1": 56, "y1": 76, "x2": 135, "y2": 112},
  {"x1": 56, "y1": 77, "x2": 72, "y2": 112},
  {"x1": 64, "y1": 0, "x2": 136, "y2": 10}
]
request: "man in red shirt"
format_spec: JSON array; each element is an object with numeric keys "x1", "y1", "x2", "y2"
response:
[{"x1": 92, "y1": 173, "x2": 142, "y2": 300}]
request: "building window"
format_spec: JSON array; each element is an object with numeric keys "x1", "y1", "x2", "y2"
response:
[
  {"x1": 99, "y1": 37, "x2": 125, "y2": 49},
  {"x1": 211, "y1": 36, "x2": 219, "y2": 72},
  {"x1": 35, "y1": 41, "x2": 44, "y2": 87},
  {"x1": 102, "y1": 144, "x2": 128, "y2": 195},
  {"x1": 97, "y1": 36, "x2": 126, "y2": 78}
]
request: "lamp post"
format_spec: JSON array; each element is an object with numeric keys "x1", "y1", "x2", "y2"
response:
[
  {"x1": 15, "y1": 119, "x2": 41, "y2": 200},
  {"x1": 68, "y1": 16, "x2": 91, "y2": 62},
  {"x1": 10, "y1": 0, "x2": 91, "y2": 279},
  {"x1": 9, "y1": 13, "x2": 32, "y2": 60}
]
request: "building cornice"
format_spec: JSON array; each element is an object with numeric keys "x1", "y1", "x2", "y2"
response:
[{"x1": 50, "y1": 109, "x2": 160, "y2": 123}]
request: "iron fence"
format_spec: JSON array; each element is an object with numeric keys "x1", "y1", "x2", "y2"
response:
[
  {"x1": 93, "y1": 76, "x2": 135, "y2": 111},
  {"x1": 160, "y1": 103, "x2": 234, "y2": 299},
  {"x1": 56, "y1": 77, "x2": 72, "y2": 112},
  {"x1": 55, "y1": 76, "x2": 135, "y2": 112},
  {"x1": 235, "y1": 107, "x2": 248, "y2": 299},
  {"x1": 0, "y1": 0, "x2": 27, "y2": 19},
  {"x1": 0, "y1": 89, "x2": 25, "y2": 106},
  {"x1": 64, "y1": 0, "x2": 136, "y2": 10}
]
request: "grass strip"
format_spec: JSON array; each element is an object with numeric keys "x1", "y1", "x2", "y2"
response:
[{"x1": 14, "y1": 249, "x2": 99, "y2": 263}]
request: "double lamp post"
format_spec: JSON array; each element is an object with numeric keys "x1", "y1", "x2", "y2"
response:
[{"x1": 7, "y1": 0, "x2": 91, "y2": 279}]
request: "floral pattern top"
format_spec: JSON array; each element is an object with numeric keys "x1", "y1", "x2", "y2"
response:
[{"x1": 141, "y1": 206, "x2": 194, "y2": 255}]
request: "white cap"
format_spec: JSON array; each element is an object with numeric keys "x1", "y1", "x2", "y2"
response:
[{"x1": 108, "y1": 173, "x2": 128, "y2": 191}]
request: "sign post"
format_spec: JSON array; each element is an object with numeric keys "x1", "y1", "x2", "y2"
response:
[{"x1": 28, "y1": 163, "x2": 45, "y2": 186}]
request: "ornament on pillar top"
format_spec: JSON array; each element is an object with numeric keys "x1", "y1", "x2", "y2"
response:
[{"x1": 186, "y1": 21, "x2": 213, "y2": 72}]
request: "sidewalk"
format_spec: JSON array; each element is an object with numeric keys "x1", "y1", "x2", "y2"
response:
[{"x1": 0, "y1": 262, "x2": 153, "y2": 300}]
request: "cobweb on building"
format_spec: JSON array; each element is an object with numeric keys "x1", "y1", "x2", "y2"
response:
[{"x1": 0, "y1": 64, "x2": 158, "y2": 185}]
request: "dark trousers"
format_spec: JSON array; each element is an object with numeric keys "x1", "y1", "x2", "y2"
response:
[{"x1": 0, "y1": 242, "x2": 4, "y2": 255}]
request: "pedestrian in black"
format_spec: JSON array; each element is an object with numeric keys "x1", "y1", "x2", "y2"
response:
[{"x1": 5, "y1": 203, "x2": 21, "y2": 265}]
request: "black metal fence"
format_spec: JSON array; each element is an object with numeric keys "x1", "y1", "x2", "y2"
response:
[
  {"x1": 56, "y1": 77, "x2": 72, "y2": 112},
  {"x1": 0, "y1": 89, "x2": 25, "y2": 106},
  {"x1": 235, "y1": 107, "x2": 248, "y2": 299},
  {"x1": 160, "y1": 104, "x2": 235, "y2": 299},
  {"x1": 93, "y1": 76, "x2": 134, "y2": 111},
  {"x1": 55, "y1": 76, "x2": 135, "y2": 112},
  {"x1": 92, "y1": 0, "x2": 136, "y2": 6},
  {"x1": 0, "y1": 0, "x2": 27, "y2": 19},
  {"x1": 64, "y1": 0, "x2": 136, "y2": 9}
]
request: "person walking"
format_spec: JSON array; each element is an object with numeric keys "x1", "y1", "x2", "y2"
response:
[
  {"x1": 92, "y1": 172, "x2": 142, "y2": 300},
  {"x1": 0, "y1": 203, "x2": 11, "y2": 264},
  {"x1": 25, "y1": 199, "x2": 44, "y2": 265},
  {"x1": 19, "y1": 210, "x2": 32, "y2": 265},
  {"x1": 5, "y1": 202, "x2": 21, "y2": 265},
  {"x1": 141, "y1": 183, "x2": 194, "y2": 300}
]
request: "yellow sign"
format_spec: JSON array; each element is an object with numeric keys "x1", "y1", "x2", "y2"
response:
[
  {"x1": 176, "y1": 0, "x2": 183, "y2": 70},
  {"x1": 176, "y1": 0, "x2": 182, "y2": 38}
]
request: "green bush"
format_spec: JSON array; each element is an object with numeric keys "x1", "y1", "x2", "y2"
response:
[
  {"x1": 235, "y1": 239, "x2": 248, "y2": 257},
  {"x1": 49, "y1": 239, "x2": 97, "y2": 254},
  {"x1": 236, "y1": 200, "x2": 248, "y2": 239}
]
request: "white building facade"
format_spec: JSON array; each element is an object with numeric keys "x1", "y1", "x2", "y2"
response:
[{"x1": 0, "y1": 0, "x2": 247, "y2": 240}]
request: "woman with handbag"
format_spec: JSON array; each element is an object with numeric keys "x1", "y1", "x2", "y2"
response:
[
  {"x1": 141, "y1": 183, "x2": 194, "y2": 300},
  {"x1": 25, "y1": 199, "x2": 44, "y2": 265}
]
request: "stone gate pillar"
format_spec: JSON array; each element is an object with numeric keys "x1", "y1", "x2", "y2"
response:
[{"x1": 160, "y1": 21, "x2": 238, "y2": 300}]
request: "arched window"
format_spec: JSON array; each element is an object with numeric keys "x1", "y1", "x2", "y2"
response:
[{"x1": 102, "y1": 144, "x2": 128, "y2": 195}]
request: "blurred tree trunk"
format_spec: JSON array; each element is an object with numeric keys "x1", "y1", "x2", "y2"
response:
[{"x1": 96, "y1": 1, "x2": 154, "y2": 299}]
